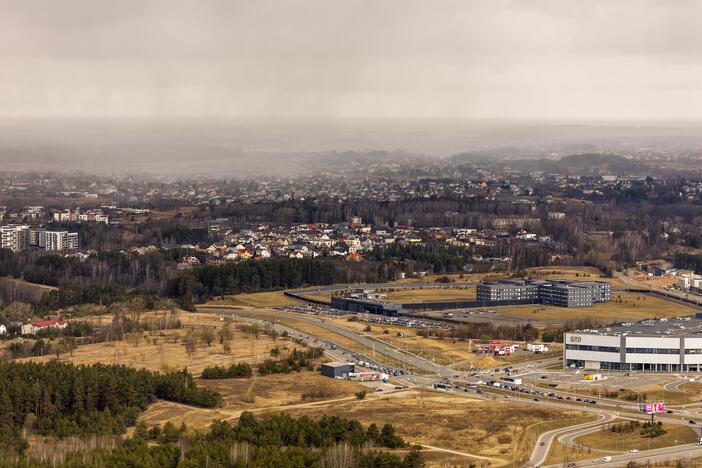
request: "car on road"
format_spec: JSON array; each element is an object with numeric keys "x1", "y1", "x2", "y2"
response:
[{"x1": 629, "y1": 449, "x2": 639, "y2": 453}]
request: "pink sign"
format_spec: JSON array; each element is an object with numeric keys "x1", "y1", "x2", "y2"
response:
[{"x1": 641, "y1": 402, "x2": 665, "y2": 414}]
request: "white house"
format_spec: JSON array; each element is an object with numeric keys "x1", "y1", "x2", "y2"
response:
[{"x1": 21, "y1": 319, "x2": 67, "y2": 335}]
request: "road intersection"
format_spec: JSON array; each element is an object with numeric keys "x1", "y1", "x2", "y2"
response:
[{"x1": 200, "y1": 305, "x2": 702, "y2": 467}]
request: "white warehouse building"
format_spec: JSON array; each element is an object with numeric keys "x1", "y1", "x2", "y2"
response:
[{"x1": 564, "y1": 314, "x2": 702, "y2": 372}]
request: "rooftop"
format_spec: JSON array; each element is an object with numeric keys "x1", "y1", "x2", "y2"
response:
[{"x1": 575, "y1": 313, "x2": 702, "y2": 337}]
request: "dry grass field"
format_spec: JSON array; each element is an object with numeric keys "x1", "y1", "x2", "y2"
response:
[
  {"x1": 138, "y1": 371, "x2": 367, "y2": 431},
  {"x1": 207, "y1": 291, "x2": 302, "y2": 308},
  {"x1": 325, "y1": 316, "x2": 475, "y2": 365},
  {"x1": 390, "y1": 272, "x2": 493, "y2": 284},
  {"x1": 573, "y1": 422, "x2": 698, "y2": 452},
  {"x1": 546, "y1": 421, "x2": 699, "y2": 465},
  {"x1": 284, "y1": 388, "x2": 591, "y2": 466},
  {"x1": 526, "y1": 266, "x2": 630, "y2": 288},
  {"x1": 138, "y1": 381, "x2": 593, "y2": 466},
  {"x1": 626, "y1": 271, "x2": 678, "y2": 288},
  {"x1": 301, "y1": 285, "x2": 476, "y2": 304},
  {"x1": 20, "y1": 311, "x2": 290, "y2": 376},
  {"x1": 384, "y1": 287, "x2": 476, "y2": 303},
  {"x1": 492, "y1": 292, "x2": 696, "y2": 323},
  {"x1": 232, "y1": 311, "x2": 425, "y2": 371}
]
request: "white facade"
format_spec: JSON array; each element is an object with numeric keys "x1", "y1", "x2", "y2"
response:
[
  {"x1": 565, "y1": 332, "x2": 702, "y2": 372},
  {"x1": 45, "y1": 231, "x2": 79, "y2": 251},
  {"x1": 0, "y1": 224, "x2": 29, "y2": 252}
]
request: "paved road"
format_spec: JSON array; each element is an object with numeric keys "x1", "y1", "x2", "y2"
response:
[
  {"x1": 201, "y1": 305, "x2": 452, "y2": 376},
  {"x1": 543, "y1": 443, "x2": 702, "y2": 467},
  {"x1": 199, "y1": 304, "x2": 702, "y2": 467},
  {"x1": 530, "y1": 413, "x2": 615, "y2": 467},
  {"x1": 664, "y1": 378, "x2": 689, "y2": 393},
  {"x1": 615, "y1": 272, "x2": 702, "y2": 308}
]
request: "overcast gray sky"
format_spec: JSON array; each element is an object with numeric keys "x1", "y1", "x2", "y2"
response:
[{"x1": 1, "y1": 0, "x2": 701, "y2": 121}]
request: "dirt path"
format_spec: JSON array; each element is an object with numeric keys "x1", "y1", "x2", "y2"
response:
[{"x1": 419, "y1": 443, "x2": 508, "y2": 466}]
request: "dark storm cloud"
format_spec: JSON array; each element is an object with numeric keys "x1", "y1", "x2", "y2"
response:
[{"x1": 0, "y1": 0, "x2": 701, "y2": 119}]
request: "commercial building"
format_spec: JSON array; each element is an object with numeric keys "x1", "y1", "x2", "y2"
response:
[
  {"x1": 0, "y1": 224, "x2": 30, "y2": 252},
  {"x1": 476, "y1": 279, "x2": 611, "y2": 308},
  {"x1": 331, "y1": 294, "x2": 405, "y2": 316},
  {"x1": 476, "y1": 280, "x2": 539, "y2": 303},
  {"x1": 536, "y1": 280, "x2": 611, "y2": 307},
  {"x1": 564, "y1": 314, "x2": 702, "y2": 372},
  {"x1": 321, "y1": 362, "x2": 355, "y2": 378}
]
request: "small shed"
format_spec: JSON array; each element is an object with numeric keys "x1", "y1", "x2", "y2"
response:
[{"x1": 321, "y1": 362, "x2": 355, "y2": 379}]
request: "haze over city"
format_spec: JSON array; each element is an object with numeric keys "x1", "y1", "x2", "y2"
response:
[
  {"x1": 1, "y1": 1, "x2": 702, "y2": 175},
  {"x1": 3, "y1": 2, "x2": 702, "y2": 468}
]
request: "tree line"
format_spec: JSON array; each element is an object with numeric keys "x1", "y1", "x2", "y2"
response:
[
  {"x1": 0, "y1": 361, "x2": 221, "y2": 453},
  {"x1": 7, "y1": 412, "x2": 423, "y2": 467},
  {"x1": 166, "y1": 258, "x2": 338, "y2": 303}
]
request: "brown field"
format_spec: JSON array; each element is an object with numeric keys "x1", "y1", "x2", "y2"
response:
[
  {"x1": 301, "y1": 286, "x2": 476, "y2": 305},
  {"x1": 0, "y1": 277, "x2": 57, "y2": 303},
  {"x1": 19, "y1": 311, "x2": 290, "y2": 376},
  {"x1": 390, "y1": 272, "x2": 494, "y2": 284},
  {"x1": 526, "y1": 266, "x2": 630, "y2": 288},
  {"x1": 492, "y1": 292, "x2": 696, "y2": 323},
  {"x1": 207, "y1": 291, "x2": 302, "y2": 308},
  {"x1": 545, "y1": 440, "x2": 616, "y2": 466},
  {"x1": 574, "y1": 422, "x2": 698, "y2": 452},
  {"x1": 284, "y1": 388, "x2": 592, "y2": 466},
  {"x1": 138, "y1": 371, "x2": 367, "y2": 431},
  {"x1": 384, "y1": 287, "x2": 476, "y2": 303},
  {"x1": 627, "y1": 271, "x2": 678, "y2": 288},
  {"x1": 138, "y1": 381, "x2": 592, "y2": 466},
  {"x1": 546, "y1": 421, "x2": 700, "y2": 465},
  {"x1": 232, "y1": 311, "x2": 425, "y2": 371},
  {"x1": 325, "y1": 316, "x2": 475, "y2": 366}
]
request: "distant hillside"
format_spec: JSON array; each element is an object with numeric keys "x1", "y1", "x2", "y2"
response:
[
  {"x1": 554, "y1": 153, "x2": 650, "y2": 175},
  {"x1": 494, "y1": 153, "x2": 653, "y2": 176}
]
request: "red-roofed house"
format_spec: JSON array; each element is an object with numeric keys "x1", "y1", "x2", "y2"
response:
[{"x1": 21, "y1": 319, "x2": 67, "y2": 335}]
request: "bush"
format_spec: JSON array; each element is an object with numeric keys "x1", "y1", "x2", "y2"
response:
[{"x1": 201, "y1": 363, "x2": 253, "y2": 380}]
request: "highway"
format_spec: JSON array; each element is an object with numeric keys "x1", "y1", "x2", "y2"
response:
[
  {"x1": 543, "y1": 443, "x2": 702, "y2": 467},
  {"x1": 199, "y1": 304, "x2": 702, "y2": 467},
  {"x1": 201, "y1": 305, "x2": 453, "y2": 376}
]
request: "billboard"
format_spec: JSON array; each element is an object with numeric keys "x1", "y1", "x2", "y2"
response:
[{"x1": 639, "y1": 402, "x2": 665, "y2": 414}]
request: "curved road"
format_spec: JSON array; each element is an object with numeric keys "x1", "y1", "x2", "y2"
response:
[
  {"x1": 198, "y1": 304, "x2": 702, "y2": 467},
  {"x1": 530, "y1": 413, "x2": 615, "y2": 467}
]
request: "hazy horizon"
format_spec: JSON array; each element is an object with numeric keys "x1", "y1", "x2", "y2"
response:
[
  {"x1": 2, "y1": 1, "x2": 702, "y2": 174},
  {"x1": 2, "y1": 1, "x2": 702, "y2": 121},
  {"x1": 1, "y1": 118, "x2": 702, "y2": 176}
]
